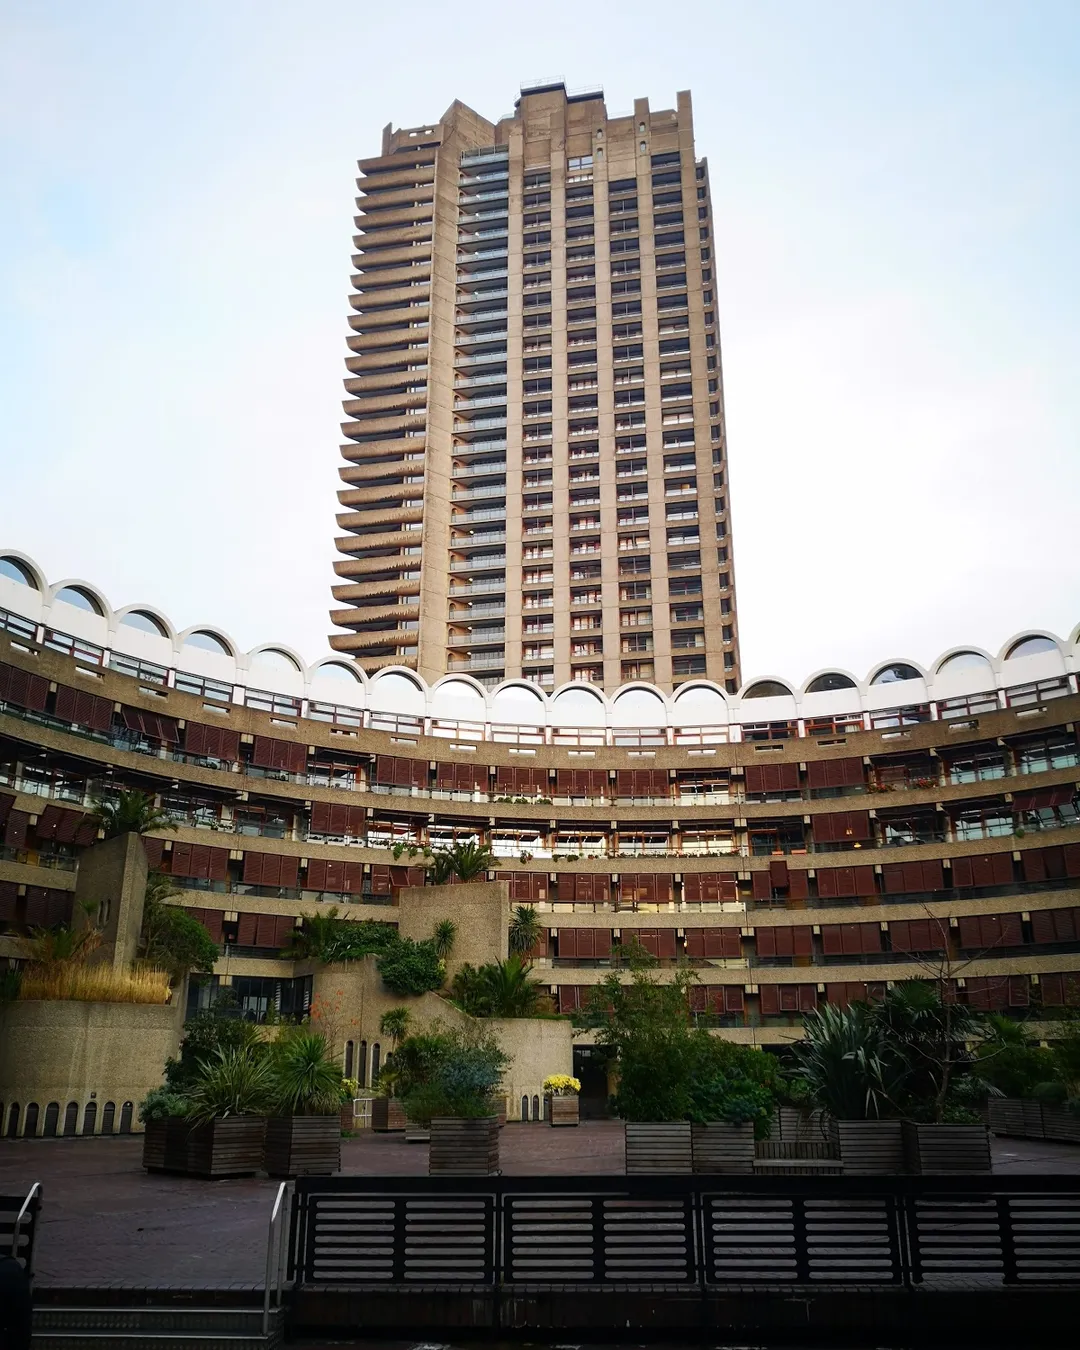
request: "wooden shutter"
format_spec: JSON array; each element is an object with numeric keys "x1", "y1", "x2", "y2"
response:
[
  {"x1": 243, "y1": 853, "x2": 299, "y2": 889},
  {"x1": 557, "y1": 986, "x2": 588, "y2": 1014},
  {"x1": 813, "y1": 810, "x2": 871, "y2": 844},
  {"x1": 1031, "y1": 908, "x2": 1079, "y2": 944},
  {"x1": 496, "y1": 871, "x2": 547, "y2": 903},
  {"x1": 684, "y1": 927, "x2": 741, "y2": 958},
  {"x1": 744, "y1": 763, "x2": 799, "y2": 794},
  {"x1": 816, "y1": 865, "x2": 876, "y2": 899},
  {"x1": 0, "y1": 662, "x2": 49, "y2": 712},
  {"x1": 23, "y1": 887, "x2": 73, "y2": 926},
  {"x1": 4, "y1": 810, "x2": 30, "y2": 849},
  {"x1": 827, "y1": 981, "x2": 885, "y2": 1008},
  {"x1": 184, "y1": 721, "x2": 240, "y2": 760},
  {"x1": 751, "y1": 871, "x2": 773, "y2": 901},
  {"x1": 952, "y1": 852, "x2": 1013, "y2": 889},
  {"x1": 170, "y1": 842, "x2": 228, "y2": 881},
  {"x1": 806, "y1": 757, "x2": 865, "y2": 789},
  {"x1": 235, "y1": 913, "x2": 258, "y2": 946},
  {"x1": 787, "y1": 869, "x2": 810, "y2": 899},
  {"x1": 888, "y1": 917, "x2": 947, "y2": 952},
  {"x1": 821, "y1": 922, "x2": 881, "y2": 956},
  {"x1": 188, "y1": 907, "x2": 224, "y2": 942},
  {"x1": 682, "y1": 872, "x2": 738, "y2": 904},
  {"x1": 882, "y1": 860, "x2": 946, "y2": 894},
  {"x1": 310, "y1": 801, "x2": 365, "y2": 837},
  {"x1": 54, "y1": 684, "x2": 114, "y2": 732}
]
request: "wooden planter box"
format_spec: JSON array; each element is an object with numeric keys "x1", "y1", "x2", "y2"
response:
[
  {"x1": 772, "y1": 1107, "x2": 831, "y2": 1144},
  {"x1": 754, "y1": 1140, "x2": 842, "y2": 1176},
  {"x1": 370, "y1": 1097, "x2": 407, "y2": 1132},
  {"x1": 988, "y1": 1098, "x2": 1029, "y2": 1138},
  {"x1": 1042, "y1": 1106, "x2": 1080, "y2": 1143},
  {"x1": 404, "y1": 1121, "x2": 431, "y2": 1143},
  {"x1": 902, "y1": 1121, "x2": 992, "y2": 1174},
  {"x1": 692, "y1": 1121, "x2": 754, "y2": 1173},
  {"x1": 546, "y1": 1095, "x2": 580, "y2": 1127},
  {"x1": 624, "y1": 1121, "x2": 693, "y2": 1174},
  {"x1": 264, "y1": 1115, "x2": 341, "y2": 1177},
  {"x1": 142, "y1": 1117, "x2": 186, "y2": 1172},
  {"x1": 835, "y1": 1120, "x2": 905, "y2": 1175},
  {"x1": 487, "y1": 1096, "x2": 508, "y2": 1128},
  {"x1": 429, "y1": 1117, "x2": 500, "y2": 1175}
]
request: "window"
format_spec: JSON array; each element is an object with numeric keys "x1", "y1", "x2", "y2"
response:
[
  {"x1": 672, "y1": 629, "x2": 704, "y2": 650},
  {"x1": 672, "y1": 604, "x2": 705, "y2": 624},
  {"x1": 621, "y1": 633, "x2": 653, "y2": 653},
  {"x1": 620, "y1": 582, "x2": 651, "y2": 601},
  {"x1": 673, "y1": 654, "x2": 707, "y2": 676},
  {"x1": 669, "y1": 576, "x2": 701, "y2": 597},
  {"x1": 1012, "y1": 732, "x2": 1080, "y2": 774}
]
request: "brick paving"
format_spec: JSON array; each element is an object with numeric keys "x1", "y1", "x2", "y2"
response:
[{"x1": 1, "y1": 1123, "x2": 1077, "y2": 1288}]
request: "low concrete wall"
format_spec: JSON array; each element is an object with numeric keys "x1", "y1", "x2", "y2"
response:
[
  {"x1": 489, "y1": 1016, "x2": 573, "y2": 1121},
  {"x1": 0, "y1": 998, "x2": 183, "y2": 1137}
]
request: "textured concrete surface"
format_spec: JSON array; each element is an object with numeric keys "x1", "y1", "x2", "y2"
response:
[{"x1": 1, "y1": 1123, "x2": 1077, "y2": 1287}]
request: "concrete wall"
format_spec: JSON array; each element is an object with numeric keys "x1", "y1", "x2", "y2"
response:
[
  {"x1": 397, "y1": 880, "x2": 509, "y2": 978},
  {"x1": 0, "y1": 998, "x2": 183, "y2": 1136},
  {"x1": 489, "y1": 1015, "x2": 574, "y2": 1121},
  {"x1": 73, "y1": 832, "x2": 148, "y2": 970}
]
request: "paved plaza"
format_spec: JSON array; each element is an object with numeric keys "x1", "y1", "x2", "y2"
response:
[{"x1": 1, "y1": 1123, "x2": 1078, "y2": 1289}]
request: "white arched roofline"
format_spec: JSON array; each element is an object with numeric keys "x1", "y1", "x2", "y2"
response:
[
  {"x1": 933, "y1": 645, "x2": 996, "y2": 675},
  {"x1": 738, "y1": 675, "x2": 796, "y2": 699},
  {"x1": 866, "y1": 656, "x2": 928, "y2": 684},
  {"x1": 996, "y1": 629, "x2": 1065, "y2": 661},
  {"x1": 245, "y1": 641, "x2": 306, "y2": 673},
  {"x1": 369, "y1": 664, "x2": 425, "y2": 689},
  {"x1": 113, "y1": 604, "x2": 176, "y2": 641},
  {"x1": 1068, "y1": 622, "x2": 1080, "y2": 648},
  {"x1": 0, "y1": 549, "x2": 47, "y2": 590},
  {"x1": 671, "y1": 678, "x2": 728, "y2": 702},
  {"x1": 800, "y1": 667, "x2": 862, "y2": 695},
  {"x1": 430, "y1": 673, "x2": 490, "y2": 700},
  {"x1": 48, "y1": 578, "x2": 111, "y2": 618},
  {"x1": 550, "y1": 681, "x2": 611, "y2": 708},
  {"x1": 308, "y1": 656, "x2": 368, "y2": 685},
  {"x1": 177, "y1": 624, "x2": 239, "y2": 658}
]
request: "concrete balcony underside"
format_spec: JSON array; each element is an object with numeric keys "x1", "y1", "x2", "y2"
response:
[
  {"x1": 339, "y1": 438, "x2": 426, "y2": 463},
  {"x1": 343, "y1": 366, "x2": 422, "y2": 390},
  {"x1": 329, "y1": 630, "x2": 419, "y2": 654},
  {"x1": 335, "y1": 528, "x2": 421, "y2": 553},
  {"x1": 352, "y1": 223, "x2": 433, "y2": 250},
  {"x1": 349, "y1": 282, "x2": 430, "y2": 311},
  {"x1": 351, "y1": 244, "x2": 432, "y2": 271},
  {"x1": 354, "y1": 202, "x2": 434, "y2": 231},
  {"x1": 338, "y1": 465, "x2": 420, "y2": 489},
  {"x1": 345, "y1": 339, "x2": 424, "y2": 363},
  {"x1": 332, "y1": 577, "x2": 421, "y2": 602},
  {"x1": 342, "y1": 389, "x2": 427, "y2": 415},
  {"x1": 335, "y1": 505, "x2": 424, "y2": 532},
  {"x1": 357, "y1": 153, "x2": 436, "y2": 180},
  {"x1": 355, "y1": 181, "x2": 434, "y2": 209},
  {"x1": 325, "y1": 643, "x2": 419, "y2": 671},
  {"x1": 337, "y1": 481, "x2": 423, "y2": 505},
  {"x1": 347, "y1": 304, "x2": 428, "y2": 334},
  {"x1": 341, "y1": 413, "x2": 425, "y2": 439},
  {"x1": 333, "y1": 555, "x2": 420, "y2": 579},
  {"x1": 350, "y1": 262, "x2": 432, "y2": 290},
  {"x1": 330, "y1": 601, "x2": 421, "y2": 629}
]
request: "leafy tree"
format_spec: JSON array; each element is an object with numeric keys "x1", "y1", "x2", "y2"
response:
[
  {"x1": 432, "y1": 918, "x2": 457, "y2": 959},
  {"x1": 508, "y1": 904, "x2": 543, "y2": 956},
  {"x1": 140, "y1": 873, "x2": 218, "y2": 980},
  {"x1": 376, "y1": 936, "x2": 444, "y2": 996},
  {"x1": 89, "y1": 789, "x2": 176, "y2": 839},
  {"x1": 431, "y1": 839, "x2": 494, "y2": 884},
  {"x1": 450, "y1": 955, "x2": 546, "y2": 1017},
  {"x1": 379, "y1": 1007, "x2": 412, "y2": 1049},
  {"x1": 869, "y1": 981, "x2": 984, "y2": 1122}
]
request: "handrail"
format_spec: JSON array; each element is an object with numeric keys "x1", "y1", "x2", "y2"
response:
[
  {"x1": 263, "y1": 1180, "x2": 291, "y2": 1336},
  {"x1": 11, "y1": 1181, "x2": 42, "y2": 1277}
]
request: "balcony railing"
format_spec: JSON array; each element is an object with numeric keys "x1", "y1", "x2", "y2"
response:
[{"x1": 446, "y1": 629, "x2": 507, "y2": 647}]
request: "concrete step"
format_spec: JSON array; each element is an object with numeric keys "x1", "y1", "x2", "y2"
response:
[{"x1": 32, "y1": 1303, "x2": 283, "y2": 1349}]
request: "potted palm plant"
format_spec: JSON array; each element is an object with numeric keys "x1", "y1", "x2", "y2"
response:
[
  {"x1": 789, "y1": 1002, "x2": 906, "y2": 1174},
  {"x1": 264, "y1": 1033, "x2": 347, "y2": 1177},
  {"x1": 543, "y1": 1074, "x2": 581, "y2": 1126},
  {"x1": 176, "y1": 1046, "x2": 271, "y2": 1177}
]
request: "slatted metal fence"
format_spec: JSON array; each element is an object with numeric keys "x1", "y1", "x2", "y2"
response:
[{"x1": 289, "y1": 1175, "x2": 1080, "y2": 1290}]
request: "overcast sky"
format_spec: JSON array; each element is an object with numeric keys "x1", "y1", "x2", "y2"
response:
[{"x1": 1, "y1": 1, "x2": 1077, "y2": 684}]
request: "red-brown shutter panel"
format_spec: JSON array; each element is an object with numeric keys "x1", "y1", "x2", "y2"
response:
[
  {"x1": 4, "y1": 810, "x2": 29, "y2": 849},
  {"x1": 807, "y1": 757, "x2": 865, "y2": 790},
  {"x1": 751, "y1": 871, "x2": 772, "y2": 901},
  {"x1": 0, "y1": 663, "x2": 49, "y2": 712},
  {"x1": 185, "y1": 721, "x2": 241, "y2": 760},
  {"x1": 54, "y1": 684, "x2": 114, "y2": 732}
]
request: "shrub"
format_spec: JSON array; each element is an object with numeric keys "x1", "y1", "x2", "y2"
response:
[
  {"x1": 376, "y1": 936, "x2": 444, "y2": 996},
  {"x1": 1031, "y1": 1080, "x2": 1069, "y2": 1106},
  {"x1": 269, "y1": 1033, "x2": 347, "y2": 1116},
  {"x1": 138, "y1": 1087, "x2": 190, "y2": 1125},
  {"x1": 285, "y1": 910, "x2": 397, "y2": 963},
  {"x1": 394, "y1": 1023, "x2": 508, "y2": 1124},
  {"x1": 976, "y1": 1044, "x2": 1061, "y2": 1099},
  {"x1": 141, "y1": 893, "x2": 219, "y2": 980},
  {"x1": 18, "y1": 964, "x2": 171, "y2": 1004},
  {"x1": 165, "y1": 1007, "x2": 265, "y2": 1093},
  {"x1": 450, "y1": 955, "x2": 546, "y2": 1017},
  {"x1": 185, "y1": 1046, "x2": 274, "y2": 1124}
]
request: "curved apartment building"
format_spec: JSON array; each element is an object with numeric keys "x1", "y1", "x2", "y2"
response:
[{"x1": 2, "y1": 548, "x2": 1079, "y2": 1098}]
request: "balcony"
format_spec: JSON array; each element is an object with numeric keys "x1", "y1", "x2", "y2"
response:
[
  {"x1": 456, "y1": 187, "x2": 509, "y2": 206},
  {"x1": 453, "y1": 462, "x2": 507, "y2": 481},
  {"x1": 452, "y1": 482, "x2": 507, "y2": 501},
  {"x1": 453, "y1": 393, "x2": 507, "y2": 413},
  {"x1": 446, "y1": 629, "x2": 507, "y2": 647},
  {"x1": 454, "y1": 416, "x2": 507, "y2": 434},
  {"x1": 454, "y1": 508, "x2": 506, "y2": 527},
  {"x1": 455, "y1": 247, "x2": 509, "y2": 265},
  {"x1": 454, "y1": 330, "x2": 508, "y2": 348},
  {"x1": 449, "y1": 580, "x2": 506, "y2": 597},
  {"x1": 448, "y1": 653, "x2": 506, "y2": 670},
  {"x1": 449, "y1": 602, "x2": 506, "y2": 619},
  {"x1": 454, "y1": 371, "x2": 507, "y2": 390},
  {"x1": 449, "y1": 555, "x2": 506, "y2": 572}
]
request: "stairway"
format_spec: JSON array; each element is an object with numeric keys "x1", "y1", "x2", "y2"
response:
[{"x1": 32, "y1": 1301, "x2": 284, "y2": 1349}]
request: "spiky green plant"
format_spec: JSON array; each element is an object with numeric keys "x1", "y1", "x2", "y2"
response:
[
  {"x1": 89, "y1": 789, "x2": 176, "y2": 839},
  {"x1": 379, "y1": 1007, "x2": 412, "y2": 1049},
  {"x1": 508, "y1": 904, "x2": 543, "y2": 956},
  {"x1": 432, "y1": 918, "x2": 457, "y2": 959},
  {"x1": 185, "y1": 1046, "x2": 274, "y2": 1124},
  {"x1": 789, "y1": 1002, "x2": 904, "y2": 1121},
  {"x1": 450, "y1": 954, "x2": 545, "y2": 1017},
  {"x1": 269, "y1": 1033, "x2": 346, "y2": 1116},
  {"x1": 431, "y1": 839, "x2": 494, "y2": 884}
]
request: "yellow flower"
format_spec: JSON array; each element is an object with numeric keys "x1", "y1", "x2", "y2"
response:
[{"x1": 543, "y1": 1074, "x2": 581, "y2": 1096}]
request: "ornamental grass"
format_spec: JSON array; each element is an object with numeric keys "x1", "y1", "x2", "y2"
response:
[{"x1": 18, "y1": 962, "x2": 172, "y2": 1004}]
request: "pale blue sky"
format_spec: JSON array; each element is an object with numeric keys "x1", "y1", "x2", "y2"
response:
[{"x1": 1, "y1": 1, "x2": 1077, "y2": 681}]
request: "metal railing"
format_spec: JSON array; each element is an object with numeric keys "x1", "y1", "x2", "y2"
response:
[
  {"x1": 263, "y1": 1180, "x2": 292, "y2": 1336},
  {"x1": 4, "y1": 1181, "x2": 42, "y2": 1277},
  {"x1": 287, "y1": 1174, "x2": 1080, "y2": 1290}
]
